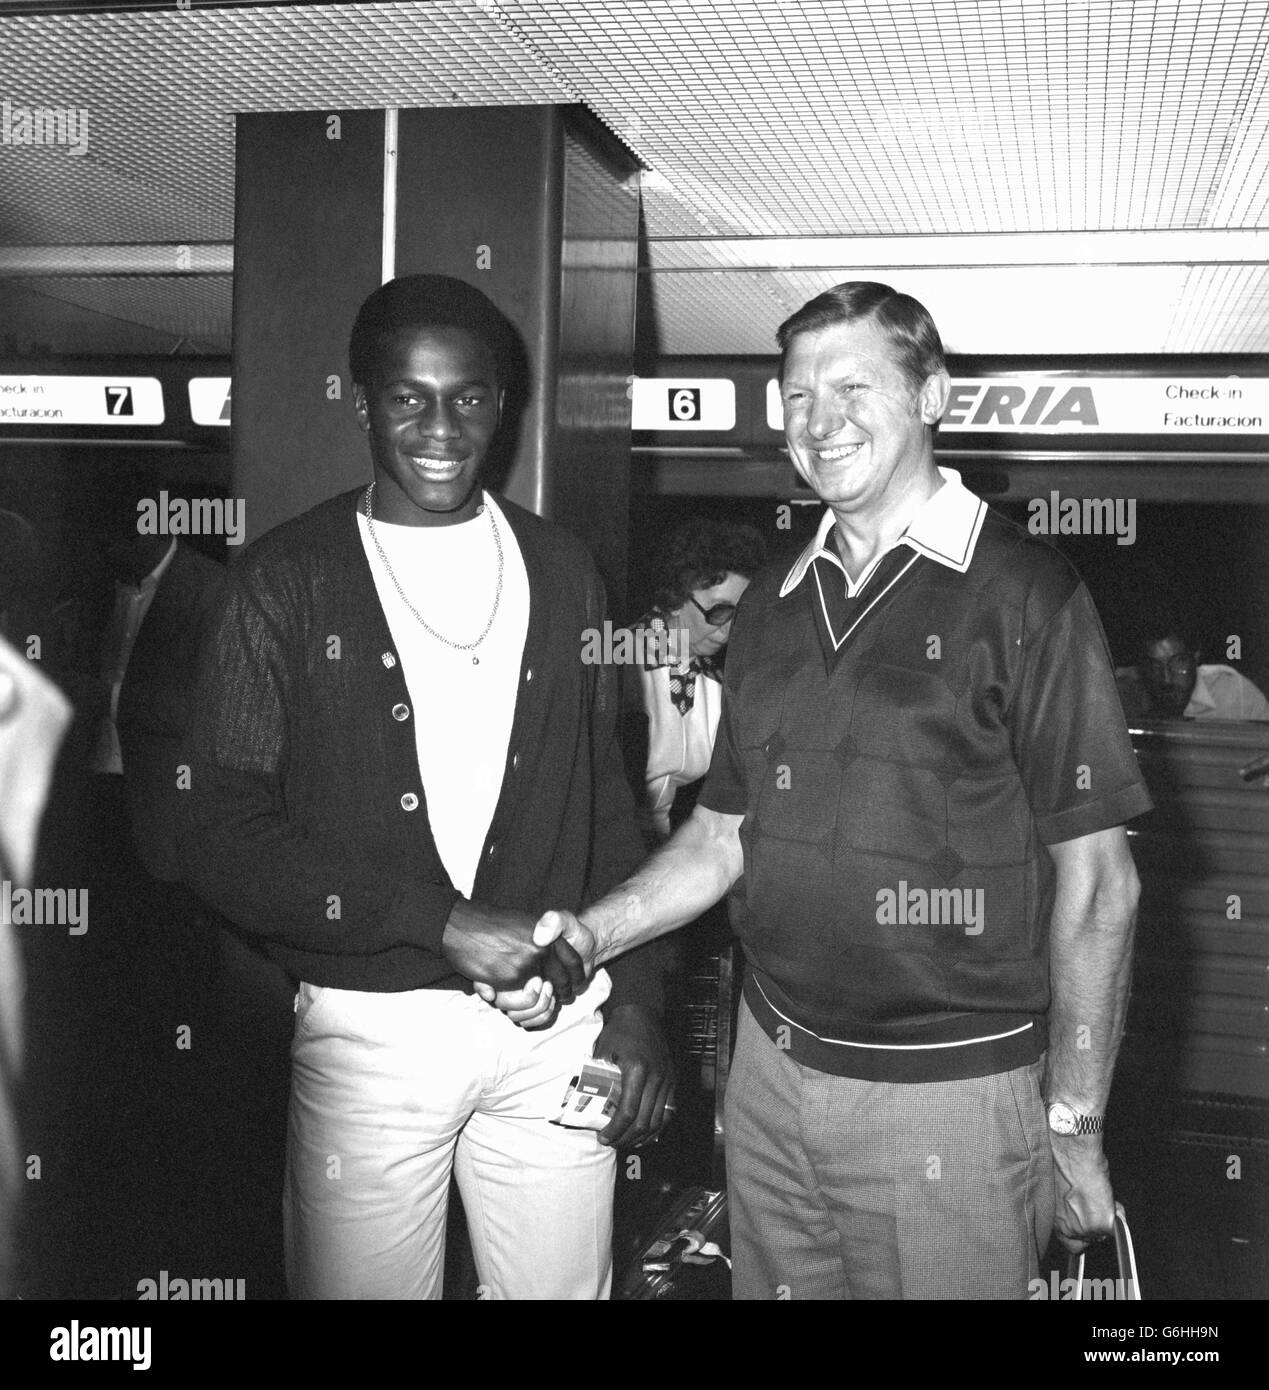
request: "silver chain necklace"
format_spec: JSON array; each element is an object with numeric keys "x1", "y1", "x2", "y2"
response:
[{"x1": 363, "y1": 481, "x2": 504, "y2": 665}]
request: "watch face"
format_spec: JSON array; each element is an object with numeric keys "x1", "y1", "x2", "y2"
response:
[{"x1": 1048, "y1": 1102, "x2": 1077, "y2": 1135}]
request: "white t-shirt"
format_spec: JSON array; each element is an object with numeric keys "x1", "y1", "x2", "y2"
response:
[
  {"x1": 1187, "y1": 665, "x2": 1269, "y2": 720},
  {"x1": 358, "y1": 492, "x2": 529, "y2": 898}
]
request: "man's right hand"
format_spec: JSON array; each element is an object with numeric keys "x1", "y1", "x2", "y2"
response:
[
  {"x1": 534, "y1": 910, "x2": 598, "y2": 974},
  {"x1": 441, "y1": 900, "x2": 586, "y2": 1003},
  {"x1": 471, "y1": 911, "x2": 599, "y2": 1028}
]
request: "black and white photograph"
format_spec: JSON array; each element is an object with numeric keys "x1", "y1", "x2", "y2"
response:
[{"x1": 0, "y1": 0, "x2": 1263, "y2": 1362}]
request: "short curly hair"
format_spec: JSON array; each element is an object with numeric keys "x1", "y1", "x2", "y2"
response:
[
  {"x1": 651, "y1": 517, "x2": 767, "y2": 615},
  {"x1": 348, "y1": 274, "x2": 524, "y2": 393}
]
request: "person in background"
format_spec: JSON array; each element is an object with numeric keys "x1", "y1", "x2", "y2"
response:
[
  {"x1": 0, "y1": 504, "x2": 86, "y2": 705},
  {"x1": 1118, "y1": 617, "x2": 1269, "y2": 721},
  {"x1": 6, "y1": 477, "x2": 185, "y2": 1296},
  {"x1": 108, "y1": 488, "x2": 297, "y2": 1292},
  {"x1": 615, "y1": 520, "x2": 766, "y2": 1195},
  {"x1": 622, "y1": 518, "x2": 766, "y2": 844},
  {"x1": 15, "y1": 470, "x2": 273, "y2": 1297},
  {"x1": 89, "y1": 476, "x2": 228, "y2": 1073},
  {"x1": 0, "y1": 508, "x2": 41, "y2": 650}
]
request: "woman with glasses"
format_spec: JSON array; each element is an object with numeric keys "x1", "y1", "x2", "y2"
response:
[
  {"x1": 613, "y1": 518, "x2": 766, "y2": 1181},
  {"x1": 622, "y1": 518, "x2": 766, "y2": 844}
]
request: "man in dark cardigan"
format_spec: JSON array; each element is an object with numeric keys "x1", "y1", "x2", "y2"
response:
[{"x1": 179, "y1": 275, "x2": 672, "y2": 1300}]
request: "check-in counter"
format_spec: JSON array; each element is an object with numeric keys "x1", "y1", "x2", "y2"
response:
[
  {"x1": 1121, "y1": 719, "x2": 1269, "y2": 1102},
  {"x1": 1110, "y1": 719, "x2": 1268, "y2": 1285}
]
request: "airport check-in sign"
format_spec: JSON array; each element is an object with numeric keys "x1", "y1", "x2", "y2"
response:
[
  {"x1": 0, "y1": 375, "x2": 165, "y2": 425},
  {"x1": 765, "y1": 376, "x2": 1269, "y2": 434},
  {"x1": 189, "y1": 377, "x2": 232, "y2": 426},
  {"x1": 631, "y1": 378, "x2": 736, "y2": 431}
]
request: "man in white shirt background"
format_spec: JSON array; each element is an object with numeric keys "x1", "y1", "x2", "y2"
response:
[{"x1": 1118, "y1": 617, "x2": 1269, "y2": 721}]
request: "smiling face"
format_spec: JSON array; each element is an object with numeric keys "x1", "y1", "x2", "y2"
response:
[
  {"x1": 354, "y1": 324, "x2": 504, "y2": 527},
  {"x1": 780, "y1": 317, "x2": 948, "y2": 525}
]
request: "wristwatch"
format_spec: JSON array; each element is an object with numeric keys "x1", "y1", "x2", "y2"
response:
[{"x1": 1046, "y1": 1100, "x2": 1104, "y2": 1136}]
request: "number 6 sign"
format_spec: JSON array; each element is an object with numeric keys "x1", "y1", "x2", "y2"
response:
[{"x1": 630, "y1": 378, "x2": 736, "y2": 431}]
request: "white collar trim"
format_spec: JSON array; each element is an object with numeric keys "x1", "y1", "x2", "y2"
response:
[{"x1": 779, "y1": 467, "x2": 987, "y2": 598}]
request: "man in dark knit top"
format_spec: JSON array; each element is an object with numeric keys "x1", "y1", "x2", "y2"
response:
[
  {"x1": 520, "y1": 282, "x2": 1151, "y2": 1299},
  {"x1": 178, "y1": 276, "x2": 672, "y2": 1299}
]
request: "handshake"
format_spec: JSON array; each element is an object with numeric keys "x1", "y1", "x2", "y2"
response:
[{"x1": 441, "y1": 901, "x2": 600, "y2": 1029}]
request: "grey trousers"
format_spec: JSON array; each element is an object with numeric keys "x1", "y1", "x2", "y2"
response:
[{"x1": 725, "y1": 998, "x2": 1055, "y2": 1299}]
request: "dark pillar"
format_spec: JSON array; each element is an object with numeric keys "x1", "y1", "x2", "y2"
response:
[
  {"x1": 232, "y1": 105, "x2": 640, "y2": 604},
  {"x1": 231, "y1": 110, "x2": 384, "y2": 543}
]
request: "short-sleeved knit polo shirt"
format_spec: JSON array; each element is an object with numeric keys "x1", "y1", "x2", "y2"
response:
[{"x1": 699, "y1": 468, "x2": 1153, "y2": 1083}]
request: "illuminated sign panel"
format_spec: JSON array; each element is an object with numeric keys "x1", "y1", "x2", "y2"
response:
[
  {"x1": 766, "y1": 376, "x2": 1268, "y2": 434},
  {"x1": 631, "y1": 377, "x2": 736, "y2": 430},
  {"x1": 189, "y1": 377, "x2": 232, "y2": 427},
  {"x1": 0, "y1": 375, "x2": 164, "y2": 426}
]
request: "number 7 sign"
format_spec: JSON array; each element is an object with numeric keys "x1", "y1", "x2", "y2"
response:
[{"x1": 104, "y1": 385, "x2": 134, "y2": 416}]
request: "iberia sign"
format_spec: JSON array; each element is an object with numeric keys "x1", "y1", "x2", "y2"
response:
[{"x1": 763, "y1": 376, "x2": 1268, "y2": 434}]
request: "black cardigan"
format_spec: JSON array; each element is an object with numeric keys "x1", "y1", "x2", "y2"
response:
[{"x1": 177, "y1": 487, "x2": 661, "y2": 1004}]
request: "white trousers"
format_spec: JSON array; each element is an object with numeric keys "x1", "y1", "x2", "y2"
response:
[{"x1": 284, "y1": 971, "x2": 615, "y2": 1300}]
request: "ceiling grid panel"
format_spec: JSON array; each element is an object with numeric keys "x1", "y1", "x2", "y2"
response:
[
  {"x1": 0, "y1": 2, "x2": 570, "y2": 246},
  {"x1": 25, "y1": 274, "x2": 234, "y2": 351},
  {"x1": 1165, "y1": 262, "x2": 1269, "y2": 351},
  {"x1": 1202, "y1": 1, "x2": 1269, "y2": 224},
  {"x1": 0, "y1": 0, "x2": 1266, "y2": 353}
]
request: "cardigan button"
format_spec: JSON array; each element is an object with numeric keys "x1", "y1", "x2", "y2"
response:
[
  {"x1": 511, "y1": 751, "x2": 520, "y2": 771},
  {"x1": 391, "y1": 702, "x2": 410, "y2": 722},
  {"x1": 400, "y1": 793, "x2": 419, "y2": 812},
  {"x1": 524, "y1": 667, "x2": 533, "y2": 683}
]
